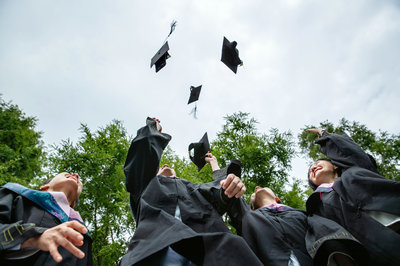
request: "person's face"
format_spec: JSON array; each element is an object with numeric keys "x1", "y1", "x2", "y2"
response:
[
  {"x1": 308, "y1": 160, "x2": 338, "y2": 187},
  {"x1": 157, "y1": 164, "x2": 176, "y2": 177},
  {"x1": 41, "y1": 172, "x2": 83, "y2": 199},
  {"x1": 250, "y1": 186, "x2": 276, "y2": 209}
]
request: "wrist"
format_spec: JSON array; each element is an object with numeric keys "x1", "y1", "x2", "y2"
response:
[{"x1": 21, "y1": 236, "x2": 38, "y2": 249}]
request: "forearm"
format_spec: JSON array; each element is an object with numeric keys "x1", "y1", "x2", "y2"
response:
[
  {"x1": 124, "y1": 118, "x2": 171, "y2": 196},
  {"x1": 316, "y1": 133, "x2": 378, "y2": 172},
  {"x1": 0, "y1": 222, "x2": 46, "y2": 250}
]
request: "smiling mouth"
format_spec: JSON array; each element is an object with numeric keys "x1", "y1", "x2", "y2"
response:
[{"x1": 314, "y1": 168, "x2": 321, "y2": 176}]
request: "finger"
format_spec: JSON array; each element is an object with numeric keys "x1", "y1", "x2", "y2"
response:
[
  {"x1": 220, "y1": 180, "x2": 225, "y2": 187},
  {"x1": 58, "y1": 225, "x2": 84, "y2": 245},
  {"x1": 66, "y1": 236, "x2": 84, "y2": 247},
  {"x1": 222, "y1": 174, "x2": 234, "y2": 190},
  {"x1": 66, "y1": 221, "x2": 88, "y2": 234},
  {"x1": 224, "y1": 176, "x2": 240, "y2": 197},
  {"x1": 235, "y1": 185, "x2": 246, "y2": 198},
  {"x1": 229, "y1": 182, "x2": 244, "y2": 198},
  {"x1": 48, "y1": 242, "x2": 63, "y2": 263},
  {"x1": 56, "y1": 236, "x2": 85, "y2": 259}
]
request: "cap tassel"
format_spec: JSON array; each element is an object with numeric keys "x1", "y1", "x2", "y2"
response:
[
  {"x1": 163, "y1": 20, "x2": 177, "y2": 44},
  {"x1": 168, "y1": 20, "x2": 177, "y2": 37},
  {"x1": 189, "y1": 103, "x2": 198, "y2": 119}
]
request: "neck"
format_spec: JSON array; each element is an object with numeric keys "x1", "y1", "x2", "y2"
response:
[
  {"x1": 48, "y1": 188, "x2": 76, "y2": 208},
  {"x1": 256, "y1": 196, "x2": 277, "y2": 209}
]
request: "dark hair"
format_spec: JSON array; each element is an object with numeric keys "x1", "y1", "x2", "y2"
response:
[
  {"x1": 42, "y1": 177, "x2": 54, "y2": 186},
  {"x1": 307, "y1": 158, "x2": 342, "y2": 191}
]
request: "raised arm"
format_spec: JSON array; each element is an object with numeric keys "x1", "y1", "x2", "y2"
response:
[
  {"x1": 307, "y1": 128, "x2": 378, "y2": 172},
  {"x1": 124, "y1": 117, "x2": 171, "y2": 204}
]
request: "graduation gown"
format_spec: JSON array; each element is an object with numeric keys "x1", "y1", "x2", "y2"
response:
[
  {"x1": 306, "y1": 133, "x2": 400, "y2": 266},
  {"x1": 121, "y1": 118, "x2": 262, "y2": 266},
  {"x1": 226, "y1": 197, "x2": 313, "y2": 266},
  {"x1": 0, "y1": 185, "x2": 93, "y2": 265}
]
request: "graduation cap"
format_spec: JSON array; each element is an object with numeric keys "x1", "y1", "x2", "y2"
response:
[
  {"x1": 187, "y1": 85, "x2": 202, "y2": 118},
  {"x1": 221, "y1": 36, "x2": 243, "y2": 74},
  {"x1": 188, "y1": 132, "x2": 210, "y2": 171},
  {"x1": 150, "y1": 42, "x2": 170, "y2": 73},
  {"x1": 150, "y1": 20, "x2": 178, "y2": 73}
]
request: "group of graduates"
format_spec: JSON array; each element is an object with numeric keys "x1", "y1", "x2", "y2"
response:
[{"x1": 1, "y1": 117, "x2": 399, "y2": 265}]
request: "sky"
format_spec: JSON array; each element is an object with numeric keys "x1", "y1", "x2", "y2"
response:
[{"x1": 1, "y1": 0, "x2": 399, "y2": 183}]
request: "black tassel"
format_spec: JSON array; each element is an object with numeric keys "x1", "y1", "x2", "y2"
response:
[
  {"x1": 189, "y1": 103, "x2": 198, "y2": 119},
  {"x1": 168, "y1": 20, "x2": 177, "y2": 37}
]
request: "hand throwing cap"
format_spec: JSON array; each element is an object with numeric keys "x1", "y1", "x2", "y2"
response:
[
  {"x1": 187, "y1": 85, "x2": 202, "y2": 104},
  {"x1": 221, "y1": 36, "x2": 243, "y2": 74},
  {"x1": 188, "y1": 132, "x2": 210, "y2": 171},
  {"x1": 150, "y1": 41, "x2": 170, "y2": 73}
]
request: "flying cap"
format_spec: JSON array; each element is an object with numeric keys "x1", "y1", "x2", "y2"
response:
[
  {"x1": 221, "y1": 36, "x2": 243, "y2": 74},
  {"x1": 188, "y1": 132, "x2": 210, "y2": 171},
  {"x1": 150, "y1": 42, "x2": 170, "y2": 73},
  {"x1": 187, "y1": 85, "x2": 202, "y2": 104}
]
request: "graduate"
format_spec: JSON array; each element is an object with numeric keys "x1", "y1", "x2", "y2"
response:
[
  {"x1": 0, "y1": 173, "x2": 92, "y2": 265},
  {"x1": 306, "y1": 128, "x2": 400, "y2": 266},
  {"x1": 211, "y1": 152, "x2": 369, "y2": 265},
  {"x1": 225, "y1": 185, "x2": 314, "y2": 266},
  {"x1": 120, "y1": 117, "x2": 262, "y2": 265}
]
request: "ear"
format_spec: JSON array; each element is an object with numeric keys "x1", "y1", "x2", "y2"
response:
[
  {"x1": 275, "y1": 196, "x2": 281, "y2": 203},
  {"x1": 40, "y1": 184, "x2": 50, "y2": 191},
  {"x1": 70, "y1": 201, "x2": 75, "y2": 208}
]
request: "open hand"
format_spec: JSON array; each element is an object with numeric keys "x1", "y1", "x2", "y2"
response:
[
  {"x1": 21, "y1": 221, "x2": 88, "y2": 263},
  {"x1": 151, "y1": 117, "x2": 162, "y2": 132},
  {"x1": 306, "y1": 128, "x2": 325, "y2": 138}
]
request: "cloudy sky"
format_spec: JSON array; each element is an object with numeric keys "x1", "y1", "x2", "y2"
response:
[{"x1": 1, "y1": 0, "x2": 399, "y2": 181}]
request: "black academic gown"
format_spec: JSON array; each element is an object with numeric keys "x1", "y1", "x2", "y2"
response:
[
  {"x1": 120, "y1": 118, "x2": 262, "y2": 266},
  {"x1": 306, "y1": 133, "x2": 400, "y2": 266},
  {"x1": 227, "y1": 198, "x2": 313, "y2": 266},
  {"x1": 0, "y1": 186, "x2": 93, "y2": 266}
]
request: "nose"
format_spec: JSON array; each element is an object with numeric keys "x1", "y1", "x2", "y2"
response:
[{"x1": 162, "y1": 164, "x2": 169, "y2": 169}]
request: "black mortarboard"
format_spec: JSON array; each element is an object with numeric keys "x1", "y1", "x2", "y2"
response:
[
  {"x1": 187, "y1": 85, "x2": 202, "y2": 104},
  {"x1": 188, "y1": 85, "x2": 202, "y2": 118},
  {"x1": 188, "y1": 132, "x2": 210, "y2": 171},
  {"x1": 221, "y1": 36, "x2": 243, "y2": 74},
  {"x1": 150, "y1": 41, "x2": 170, "y2": 73}
]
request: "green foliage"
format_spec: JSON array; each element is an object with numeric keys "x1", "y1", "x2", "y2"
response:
[
  {"x1": 160, "y1": 146, "x2": 214, "y2": 184},
  {"x1": 212, "y1": 112, "x2": 297, "y2": 201},
  {"x1": 298, "y1": 118, "x2": 400, "y2": 181},
  {"x1": 0, "y1": 96, "x2": 45, "y2": 187},
  {"x1": 48, "y1": 120, "x2": 133, "y2": 265}
]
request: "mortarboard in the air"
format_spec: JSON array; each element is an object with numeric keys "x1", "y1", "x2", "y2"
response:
[
  {"x1": 188, "y1": 85, "x2": 202, "y2": 118},
  {"x1": 188, "y1": 132, "x2": 210, "y2": 171},
  {"x1": 221, "y1": 36, "x2": 243, "y2": 74},
  {"x1": 188, "y1": 85, "x2": 202, "y2": 104},
  {"x1": 150, "y1": 42, "x2": 170, "y2": 73},
  {"x1": 150, "y1": 20, "x2": 177, "y2": 73}
]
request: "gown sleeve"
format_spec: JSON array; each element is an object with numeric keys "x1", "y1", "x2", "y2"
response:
[
  {"x1": 123, "y1": 118, "x2": 171, "y2": 211},
  {"x1": 0, "y1": 188, "x2": 46, "y2": 251},
  {"x1": 315, "y1": 133, "x2": 378, "y2": 173}
]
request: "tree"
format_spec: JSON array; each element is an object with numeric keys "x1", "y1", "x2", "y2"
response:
[
  {"x1": 211, "y1": 112, "x2": 300, "y2": 203},
  {"x1": 298, "y1": 118, "x2": 400, "y2": 181},
  {"x1": 0, "y1": 96, "x2": 45, "y2": 186},
  {"x1": 48, "y1": 120, "x2": 133, "y2": 265}
]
